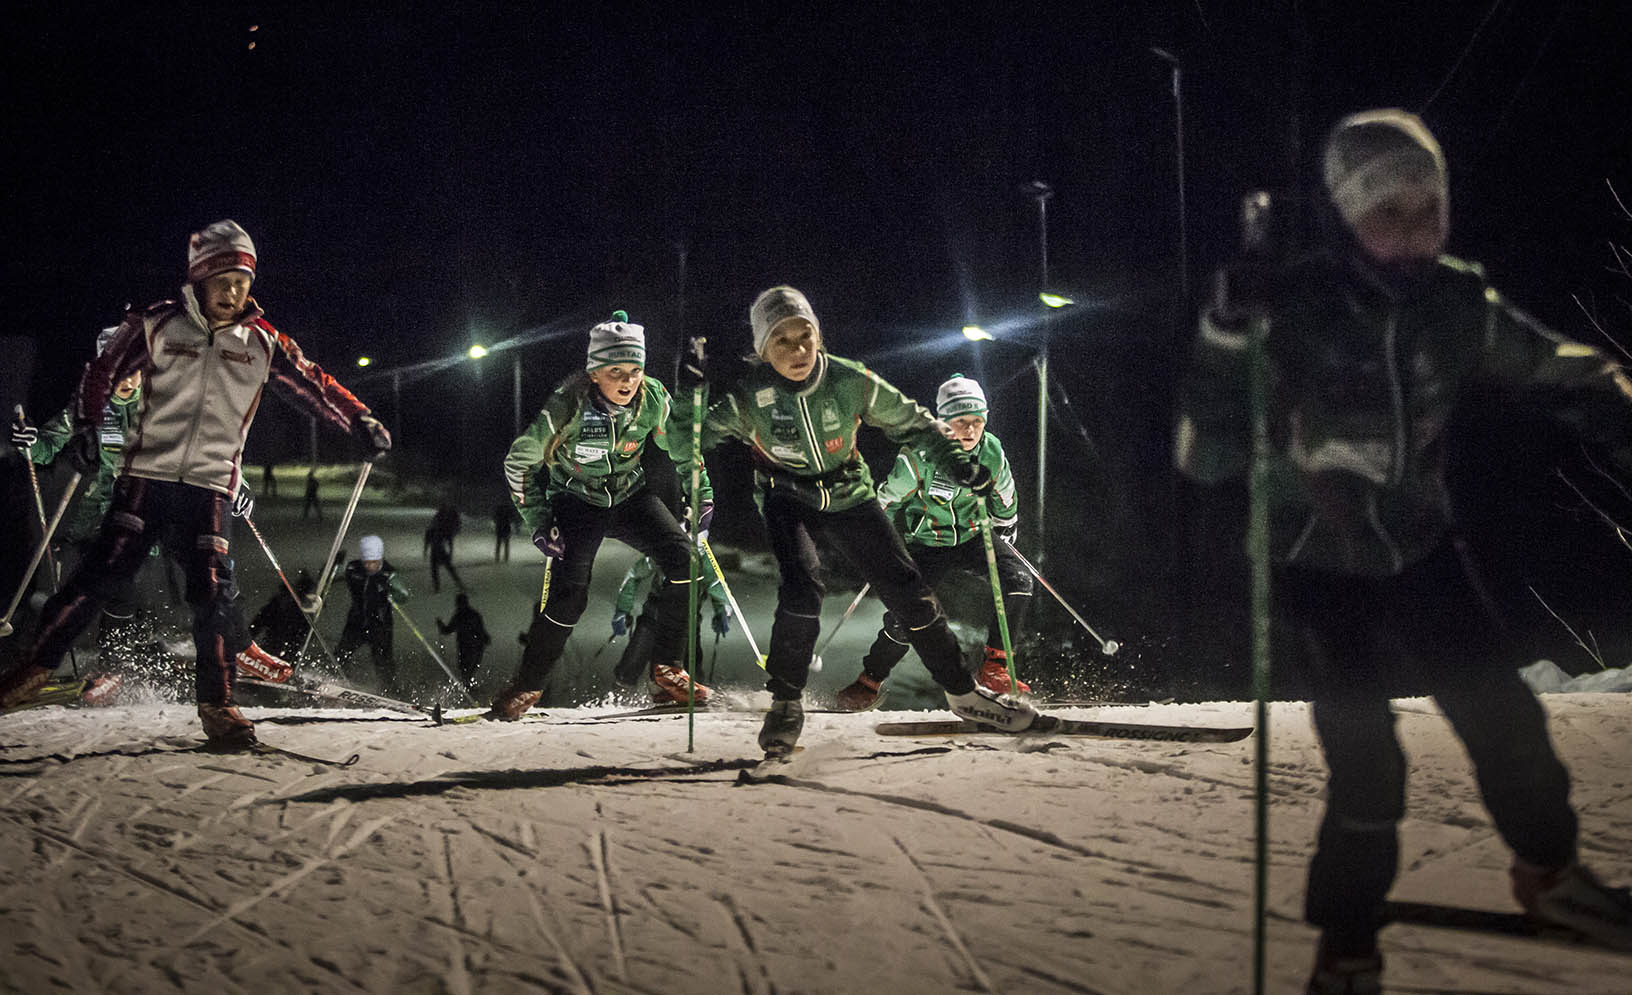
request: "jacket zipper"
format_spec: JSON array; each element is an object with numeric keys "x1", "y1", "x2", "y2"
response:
[{"x1": 176, "y1": 323, "x2": 217, "y2": 481}]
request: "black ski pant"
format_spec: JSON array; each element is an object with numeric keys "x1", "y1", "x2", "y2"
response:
[
  {"x1": 336, "y1": 619, "x2": 397, "y2": 696},
  {"x1": 1279, "y1": 538, "x2": 1577, "y2": 951},
  {"x1": 515, "y1": 488, "x2": 691, "y2": 691},
  {"x1": 760, "y1": 492, "x2": 974, "y2": 701},
  {"x1": 429, "y1": 546, "x2": 463, "y2": 593},
  {"x1": 457, "y1": 645, "x2": 484, "y2": 685},
  {"x1": 23, "y1": 477, "x2": 248, "y2": 705},
  {"x1": 614, "y1": 588, "x2": 711, "y2": 687},
  {"x1": 859, "y1": 537, "x2": 1032, "y2": 681},
  {"x1": 494, "y1": 533, "x2": 510, "y2": 562}
]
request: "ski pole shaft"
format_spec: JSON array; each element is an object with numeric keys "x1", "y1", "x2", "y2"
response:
[
  {"x1": 975, "y1": 504, "x2": 1018, "y2": 691},
  {"x1": 0, "y1": 471, "x2": 81, "y2": 637},
  {"x1": 1002, "y1": 538, "x2": 1120, "y2": 655},
  {"x1": 698, "y1": 536, "x2": 766, "y2": 668},
  {"x1": 298, "y1": 462, "x2": 371, "y2": 661},
  {"x1": 813, "y1": 582, "x2": 870, "y2": 659},
  {"x1": 390, "y1": 600, "x2": 478, "y2": 705},
  {"x1": 15, "y1": 406, "x2": 62, "y2": 591}
]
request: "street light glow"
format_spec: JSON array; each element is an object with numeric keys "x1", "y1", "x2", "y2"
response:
[
  {"x1": 356, "y1": 356, "x2": 372, "y2": 367},
  {"x1": 1039, "y1": 292, "x2": 1074, "y2": 309},
  {"x1": 961, "y1": 325, "x2": 994, "y2": 342},
  {"x1": 468, "y1": 344, "x2": 489, "y2": 359}
]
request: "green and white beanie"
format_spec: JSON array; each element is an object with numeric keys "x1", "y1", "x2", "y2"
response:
[
  {"x1": 936, "y1": 374, "x2": 987, "y2": 420},
  {"x1": 750, "y1": 286, "x2": 819, "y2": 356},
  {"x1": 586, "y1": 310, "x2": 646, "y2": 371},
  {"x1": 1322, "y1": 108, "x2": 1448, "y2": 231}
]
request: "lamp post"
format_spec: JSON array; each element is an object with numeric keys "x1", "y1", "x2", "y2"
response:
[
  {"x1": 1025, "y1": 180, "x2": 1053, "y2": 567},
  {"x1": 512, "y1": 355, "x2": 522, "y2": 438},
  {"x1": 1150, "y1": 48, "x2": 1189, "y2": 310}
]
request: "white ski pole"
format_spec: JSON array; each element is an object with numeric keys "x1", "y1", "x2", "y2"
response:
[
  {"x1": 242, "y1": 513, "x2": 340, "y2": 665},
  {"x1": 1001, "y1": 538, "x2": 1121, "y2": 655},
  {"x1": 0, "y1": 471, "x2": 82, "y2": 637},
  {"x1": 813, "y1": 582, "x2": 870, "y2": 663},
  {"x1": 297, "y1": 462, "x2": 372, "y2": 661},
  {"x1": 697, "y1": 536, "x2": 770, "y2": 670},
  {"x1": 14, "y1": 405, "x2": 62, "y2": 590}
]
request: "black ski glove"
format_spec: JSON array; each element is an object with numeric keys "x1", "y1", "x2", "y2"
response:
[
  {"x1": 993, "y1": 522, "x2": 1017, "y2": 545},
  {"x1": 231, "y1": 483, "x2": 254, "y2": 520},
  {"x1": 678, "y1": 336, "x2": 707, "y2": 391},
  {"x1": 353, "y1": 413, "x2": 393, "y2": 462},
  {"x1": 951, "y1": 458, "x2": 994, "y2": 495},
  {"x1": 532, "y1": 524, "x2": 564, "y2": 559},
  {"x1": 10, "y1": 414, "x2": 38, "y2": 450},
  {"x1": 64, "y1": 423, "x2": 99, "y2": 475}
]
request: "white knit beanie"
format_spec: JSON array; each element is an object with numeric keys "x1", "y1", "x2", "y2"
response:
[
  {"x1": 586, "y1": 310, "x2": 646, "y2": 371},
  {"x1": 1322, "y1": 109, "x2": 1448, "y2": 230},
  {"x1": 359, "y1": 535, "x2": 385, "y2": 561},
  {"x1": 187, "y1": 220, "x2": 258, "y2": 283},
  {"x1": 936, "y1": 374, "x2": 988, "y2": 420},
  {"x1": 750, "y1": 286, "x2": 819, "y2": 356}
]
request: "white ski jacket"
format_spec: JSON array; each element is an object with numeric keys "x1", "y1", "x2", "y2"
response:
[{"x1": 76, "y1": 285, "x2": 371, "y2": 496}]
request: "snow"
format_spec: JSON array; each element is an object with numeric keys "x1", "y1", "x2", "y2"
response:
[{"x1": 2, "y1": 694, "x2": 1630, "y2": 993}]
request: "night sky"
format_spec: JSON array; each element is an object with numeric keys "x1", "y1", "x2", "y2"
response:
[{"x1": 6, "y1": 1, "x2": 1628, "y2": 478}]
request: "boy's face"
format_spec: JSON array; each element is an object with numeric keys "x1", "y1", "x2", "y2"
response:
[
  {"x1": 946, "y1": 414, "x2": 986, "y2": 452},
  {"x1": 198, "y1": 271, "x2": 254, "y2": 327},
  {"x1": 1350, "y1": 189, "x2": 1446, "y2": 264},
  {"x1": 589, "y1": 363, "x2": 643, "y2": 406},
  {"x1": 765, "y1": 318, "x2": 820, "y2": 381},
  {"x1": 112, "y1": 373, "x2": 141, "y2": 400},
  {"x1": 363, "y1": 559, "x2": 382, "y2": 574}
]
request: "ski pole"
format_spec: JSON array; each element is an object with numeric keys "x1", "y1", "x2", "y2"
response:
[
  {"x1": 698, "y1": 536, "x2": 767, "y2": 670},
  {"x1": 813, "y1": 582, "x2": 870, "y2": 662},
  {"x1": 390, "y1": 600, "x2": 478, "y2": 705},
  {"x1": 1000, "y1": 538, "x2": 1121, "y2": 655},
  {"x1": 298, "y1": 462, "x2": 371, "y2": 661},
  {"x1": 15, "y1": 406, "x2": 62, "y2": 592},
  {"x1": 685, "y1": 335, "x2": 708, "y2": 752},
  {"x1": 0, "y1": 471, "x2": 82, "y2": 638},
  {"x1": 242, "y1": 513, "x2": 340, "y2": 665},
  {"x1": 974, "y1": 503, "x2": 1019, "y2": 693}
]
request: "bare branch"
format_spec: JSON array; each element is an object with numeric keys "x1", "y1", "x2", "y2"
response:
[
  {"x1": 1529, "y1": 585, "x2": 1608, "y2": 671},
  {"x1": 1608, "y1": 178, "x2": 1632, "y2": 221}
]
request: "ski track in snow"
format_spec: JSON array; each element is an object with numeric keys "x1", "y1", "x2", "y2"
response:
[{"x1": 1, "y1": 698, "x2": 1630, "y2": 992}]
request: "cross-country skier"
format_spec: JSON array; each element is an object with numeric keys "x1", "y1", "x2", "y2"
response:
[
  {"x1": 422, "y1": 510, "x2": 465, "y2": 594},
  {"x1": 0, "y1": 220, "x2": 391, "y2": 747},
  {"x1": 492, "y1": 501, "x2": 514, "y2": 562},
  {"x1": 437, "y1": 592, "x2": 491, "y2": 689},
  {"x1": 249, "y1": 569, "x2": 318, "y2": 664},
  {"x1": 1175, "y1": 109, "x2": 1632, "y2": 991},
  {"x1": 688, "y1": 287, "x2": 1039, "y2": 762},
  {"x1": 610, "y1": 549, "x2": 731, "y2": 689},
  {"x1": 335, "y1": 535, "x2": 409, "y2": 697},
  {"x1": 833, "y1": 374, "x2": 1033, "y2": 710},
  {"x1": 489, "y1": 311, "x2": 713, "y2": 718}
]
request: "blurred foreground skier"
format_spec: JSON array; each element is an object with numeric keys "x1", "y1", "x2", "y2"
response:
[
  {"x1": 834, "y1": 374, "x2": 1033, "y2": 709},
  {"x1": 335, "y1": 535, "x2": 409, "y2": 696},
  {"x1": 0, "y1": 220, "x2": 391, "y2": 746},
  {"x1": 689, "y1": 287, "x2": 1038, "y2": 763},
  {"x1": 1175, "y1": 109, "x2": 1632, "y2": 992},
  {"x1": 490, "y1": 311, "x2": 713, "y2": 718}
]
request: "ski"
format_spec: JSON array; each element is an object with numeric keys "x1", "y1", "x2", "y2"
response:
[
  {"x1": 433, "y1": 709, "x2": 550, "y2": 725},
  {"x1": 874, "y1": 714, "x2": 1254, "y2": 743},
  {"x1": 1384, "y1": 900, "x2": 1632, "y2": 956},
  {"x1": 1, "y1": 678, "x2": 88, "y2": 716},
  {"x1": 236, "y1": 676, "x2": 430, "y2": 717}
]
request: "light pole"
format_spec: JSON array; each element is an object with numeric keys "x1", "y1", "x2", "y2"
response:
[
  {"x1": 1025, "y1": 180, "x2": 1053, "y2": 567},
  {"x1": 1150, "y1": 48, "x2": 1189, "y2": 310},
  {"x1": 512, "y1": 355, "x2": 522, "y2": 439}
]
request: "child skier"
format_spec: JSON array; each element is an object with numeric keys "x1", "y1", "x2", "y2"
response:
[
  {"x1": 335, "y1": 535, "x2": 410, "y2": 697},
  {"x1": 610, "y1": 548, "x2": 732, "y2": 689},
  {"x1": 0, "y1": 220, "x2": 390, "y2": 746},
  {"x1": 490, "y1": 312, "x2": 713, "y2": 718},
  {"x1": 1175, "y1": 109, "x2": 1632, "y2": 991},
  {"x1": 834, "y1": 374, "x2": 1033, "y2": 710},
  {"x1": 691, "y1": 286, "x2": 1039, "y2": 762},
  {"x1": 437, "y1": 592, "x2": 491, "y2": 688}
]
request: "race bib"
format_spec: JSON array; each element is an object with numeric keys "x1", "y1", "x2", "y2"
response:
[{"x1": 574, "y1": 409, "x2": 611, "y2": 462}]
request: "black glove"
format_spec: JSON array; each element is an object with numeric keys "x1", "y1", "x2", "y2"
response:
[
  {"x1": 611, "y1": 611, "x2": 632, "y2": 638},
  {"x1": 532, "y1": 524, "x2": 564, "y2": 558},
  {"x1": 231, "y1": 483, "x2": 254, "y2": 520},
  {"x1": 10, "y1": 414, "x2": 37, "y2": 450},
  {"x1": 64, "y1": 424, "x2": 99, "y2": 475},
  {"x1": 354, "y1": 413, "x2": 392, "y2": 461},
  {"x1": 678, "y1": 336, "x2": 707, "y2": 391},
  {"x1": 993, "y1": 523, "x2": 1017, "y2": 545},
  {"x1": 951, "y1": 458, "x2": 994, "y2": 495}
]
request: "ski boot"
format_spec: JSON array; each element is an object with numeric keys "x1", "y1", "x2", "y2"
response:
[
  {"x1": 976, "y1": 647, "x2": 1030, "y2": 695},
  {"x1": 1305, "y1": 937, "x2": 1382, "y2": 995},
  {"x1": 651, "y1": 663, "x2": 711, "y2": 705},
  {"x1": 80, "y1": 673, "x2": 125, "y2": 706},
  {"x1": 758, "y1": 698, "x2": 804, "y2": 762},
  {"x1": 834, "y1": 672, "x2": 884, "y2": 712},
  {"x1": 235, "y1": 642, "x2": 293, "y2": 683},
  {"x1": 198, "y1": 703, "x2": 258, "y2": 750},
  {"x1": 1512, "y1": 860, "x2": 1632, "y2": 950},
  {"x1": 0, "y1": 663, "x2": 54, "y2": 711},
  {"x1": 945, "y1": 684, "x2": 1037, "y2": 732},
  {"x1": 486, "y1": 682, "x2": 543, "y2": 721}
]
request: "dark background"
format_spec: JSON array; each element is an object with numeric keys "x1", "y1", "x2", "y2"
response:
[{"x1": 5, "y1": 1, "x2": 1629, "y2": 696}]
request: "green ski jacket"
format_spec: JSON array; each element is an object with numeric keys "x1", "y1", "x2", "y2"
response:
[
  {"x1": 505, "y1": 376, "x2": 711, "y2": 532},
  {"x1": 31, "y1": 392, "x2": 142, "y2": 542},
  {"x1": 697, "y1": 353, "x2": 971, "y2": 512},
  {"x1": 878, "y1": 430, "x2": 1018, "y2": 547}
]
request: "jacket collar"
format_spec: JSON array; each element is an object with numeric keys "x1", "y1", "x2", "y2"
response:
[{"x1": 179, "y1": 284, "x2": 264, "y2": 338}]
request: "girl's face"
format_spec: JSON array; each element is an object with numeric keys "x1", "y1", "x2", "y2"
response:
[
  {"x1": 1351, "y1": 189, "x2": 1446, "y2": 264},
  {"x1": 765, "y1": 318, "x2": 821, "y2": 381},
  {"x1": 590, "y1": 363, "x2": 643, "y2": 405},
  {"x1": 946, "y1": 414, "x2": 986, "y2": 452}
]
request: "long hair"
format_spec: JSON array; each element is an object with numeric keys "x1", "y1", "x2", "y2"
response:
[{"x1": 541, "y1": 370, "x2": 648, "y2": 466}]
